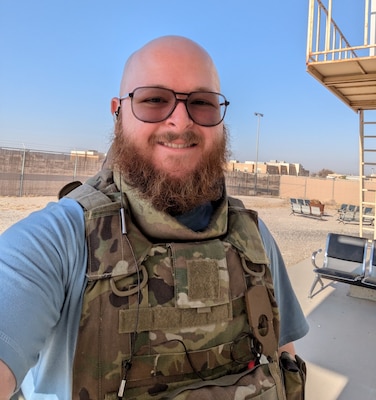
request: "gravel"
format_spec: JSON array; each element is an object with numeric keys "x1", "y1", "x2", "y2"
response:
[
  {"x1": 236, "y1": 196, "x2": 360, "y2": 266},
  {"x1": 0, "y1": 195, "x2": 361, "y2": 267}
]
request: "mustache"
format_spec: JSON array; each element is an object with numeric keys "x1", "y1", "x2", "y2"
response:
[{"x1": 149, "y1": 131, "x2": 202, "y2": 146}]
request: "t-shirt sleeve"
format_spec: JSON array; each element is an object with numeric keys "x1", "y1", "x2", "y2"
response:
[
  {"x1": 258, "y1": 218, "x2": 309, "y2": 346},
  {"x1": 0, "y1": 198, "x2": 86, "y2": 388}
]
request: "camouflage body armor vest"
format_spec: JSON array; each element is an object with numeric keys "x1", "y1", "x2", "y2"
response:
[{"x1": 65, "y1": 170, "x2": 289, "y2": 400}]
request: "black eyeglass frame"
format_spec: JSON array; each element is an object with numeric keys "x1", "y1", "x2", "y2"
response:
[{"x1": 119, "y1": 86, "x2": 230, "y2": 127}]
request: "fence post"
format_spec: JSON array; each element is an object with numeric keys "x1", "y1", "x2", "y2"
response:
[
  {"x1": 73, "y1": 152, "x2": 78, "y2": 180},
  {"x1": 19, "y1": 145, "x2": 26, "y2": 197}
]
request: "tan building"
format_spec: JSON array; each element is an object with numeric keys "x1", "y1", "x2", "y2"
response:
[
  {"x1": 70, "y1": 150, "x2": 106, "y2": 161},
  {"x1": 227, "y1": 160, "x2": 309, "y2": 176}
]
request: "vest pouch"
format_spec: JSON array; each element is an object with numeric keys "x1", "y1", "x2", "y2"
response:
[
  {"x1": 280, "y1": 352, "x2": 306, "y2": 400},
  {"x1": 161, "y1": 361, "x2": 286, "y2": 400}
]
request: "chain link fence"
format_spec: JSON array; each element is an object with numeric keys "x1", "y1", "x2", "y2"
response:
[
  {"x1": 0, "y1": 146, "x2": 281, "y2": 198},
  {"x1": 225, "y1": 171, "x2": 280, "y2": 197},
  {"x1": 0, "y1": 147, "x2": 105, "y2": 196}
]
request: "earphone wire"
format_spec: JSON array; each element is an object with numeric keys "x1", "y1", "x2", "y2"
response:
[{"x1": 118, "y1": 174, "x2": 142, "y2": 398}]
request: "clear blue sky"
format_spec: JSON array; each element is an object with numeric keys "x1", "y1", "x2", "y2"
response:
[{"x1": 0, "y1": 0, "x2": 369, "y2": 174}]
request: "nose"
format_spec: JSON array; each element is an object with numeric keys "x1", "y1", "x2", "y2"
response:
[{"x1": 166, "y1": 99, "x2": 194, "y2": 129}]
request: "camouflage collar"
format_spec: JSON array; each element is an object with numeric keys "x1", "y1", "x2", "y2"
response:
[{"x1": 113, "y1": 170, "x2": 228, "y2": 241}]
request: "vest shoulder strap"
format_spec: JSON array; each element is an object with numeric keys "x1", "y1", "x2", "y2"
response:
[
  {"x1": 64, "y1": 181, "x2": 113, "y2": 210},
  {"x1": 228, "y1": 196, "x2": 244, "y2": 208},
  {"x1": 228, "y1": 196, "x2": 259, "y2": 227}
]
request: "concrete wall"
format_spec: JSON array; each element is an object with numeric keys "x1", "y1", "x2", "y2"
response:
[{"x1": 280, "y1": 175, "x2": 376, "y2": 206}]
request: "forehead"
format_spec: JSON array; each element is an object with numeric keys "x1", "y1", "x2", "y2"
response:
[{"x1": 120, "y1": 39, "x2": 220, "y2": 95}]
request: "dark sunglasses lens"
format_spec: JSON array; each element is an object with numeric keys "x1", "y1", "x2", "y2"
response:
[
  {"x1": 132, "y1": 88, "x2": 175, "y2": 122},
  {"x1": 187, "y1": 92, "x2": 225, "y2": 126}
]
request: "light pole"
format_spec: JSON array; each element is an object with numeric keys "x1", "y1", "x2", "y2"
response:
[{"x1": 254, "y1": 112, "x2": 264, "y2": 194}]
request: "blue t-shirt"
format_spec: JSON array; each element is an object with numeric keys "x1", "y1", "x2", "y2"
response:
[{"x1": 0, "y1": 198, "x2": 308, "y2": 398}]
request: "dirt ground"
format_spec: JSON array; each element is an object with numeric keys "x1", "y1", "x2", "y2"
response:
[{"x1": 0, "y1": 195, "x2": 361, "y2": 267}]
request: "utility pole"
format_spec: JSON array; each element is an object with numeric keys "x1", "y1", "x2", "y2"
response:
[{"x1": 254, "y1": 112, "x2": 264, "y2": 195}]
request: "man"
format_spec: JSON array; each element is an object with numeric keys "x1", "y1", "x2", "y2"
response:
[{"x1": 0, "y1": 36, "x2": 308, "y2": 399}]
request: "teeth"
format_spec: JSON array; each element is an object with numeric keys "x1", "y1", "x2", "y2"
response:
[{"x1": 162, "y1": 142, "x2": 193, "y2": 149}]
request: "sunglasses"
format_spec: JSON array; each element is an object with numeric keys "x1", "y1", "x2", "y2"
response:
[{"x1": 120, "y1": 86, "x2": 230, "y2": 127}]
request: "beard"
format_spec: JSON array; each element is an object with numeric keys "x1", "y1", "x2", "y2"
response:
[{"x1": 112, "y1": 117, "x2": 229, "y2": 215}]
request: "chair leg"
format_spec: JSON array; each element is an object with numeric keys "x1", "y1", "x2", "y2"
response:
[{"x1": 308, "y1": 274, "x2": 324, "y2": 298}]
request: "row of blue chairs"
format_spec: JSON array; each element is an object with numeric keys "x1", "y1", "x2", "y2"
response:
[
  {"x1": 290, "y1": 198, "x2": 323, "y2": 218},
  {"x1": 337, "y1": 204, "x2": 374, "y2": 225},
  {"x1": 290, "y1": 198, "x2": 310, "y2": 206}
]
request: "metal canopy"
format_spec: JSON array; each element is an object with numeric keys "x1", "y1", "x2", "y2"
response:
[{"x1": 307, "y1": 57, "x2": 376, "y2": 111}]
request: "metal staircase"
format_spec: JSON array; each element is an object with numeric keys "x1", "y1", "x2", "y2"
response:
[{"x1": 307, "y1": 0, "x2": 376, "y2": 238}]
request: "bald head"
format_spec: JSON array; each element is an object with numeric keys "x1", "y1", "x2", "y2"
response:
[
  {"x1": 119, "y1": 36, "x2": 220, "y2": 96},
  {"x1": 111, "y1": 35, "x2": 229, "y2": 206}
]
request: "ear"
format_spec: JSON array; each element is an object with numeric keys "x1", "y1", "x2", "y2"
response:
[{"x1": 111, "y1": 97, "x2": 120, "y2": 116}]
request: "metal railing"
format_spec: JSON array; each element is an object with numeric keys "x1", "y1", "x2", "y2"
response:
[{"x1": 307, "y1": 0, "x2": 376, "y2": 62}]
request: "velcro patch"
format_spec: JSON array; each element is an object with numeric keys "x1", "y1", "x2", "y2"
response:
[{"x1": 187, "y1": 259, "x2": 219, "y2": 300}]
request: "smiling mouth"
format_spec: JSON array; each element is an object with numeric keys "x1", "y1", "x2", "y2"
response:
[{"x1": 160, "y1": 142, "x2": 197, "y2": 149}]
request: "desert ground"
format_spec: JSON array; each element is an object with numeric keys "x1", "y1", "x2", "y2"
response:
[{"x1": 0, "y1": 195, "x2": 360, "y2": 267}]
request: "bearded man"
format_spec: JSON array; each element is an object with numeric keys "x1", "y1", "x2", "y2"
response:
[{"x1": 0, "y1": 36, "x2": 308, "y2": 399}]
